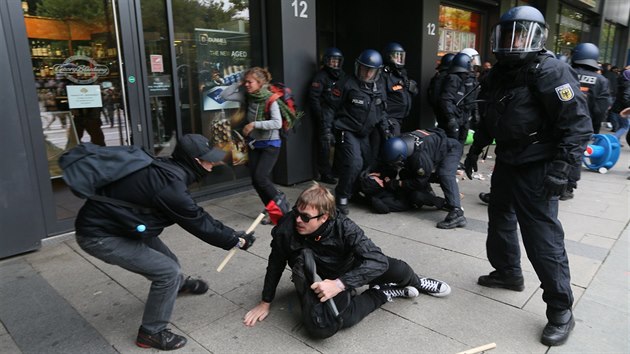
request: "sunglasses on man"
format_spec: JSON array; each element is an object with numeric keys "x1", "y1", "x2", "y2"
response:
[{"x1": 293, "y1": 207, "x2": 324, "y2": 223}]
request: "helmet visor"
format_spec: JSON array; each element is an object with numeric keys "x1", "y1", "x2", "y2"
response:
[
  {"x1": 325, "y1": 55, "x2": 342, "y2": 69},
  {"x1": 355, "y1": 62, "x2": 381, "y2": 83},
  {"x1": 491, "y1": 20, "x2": 547, "y2": 54},
  {"x1": 389, "y1": 51, "x2": 406, "y2": 66}
]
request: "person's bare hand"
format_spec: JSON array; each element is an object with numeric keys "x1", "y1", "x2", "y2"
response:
[
  {"x1": 243, "y1": 122, "x2": 255, "y2": 136},
  {"x1": 310, "y1": 279, "x2": 342, "y2": 302},
  {"x1": 243, "y1": 301, "x2": 270, "y2": 327}
]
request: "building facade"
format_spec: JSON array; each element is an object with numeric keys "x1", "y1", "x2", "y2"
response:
[{"x1": 1, "y1": 0, "x2": 628, "y2": 258}]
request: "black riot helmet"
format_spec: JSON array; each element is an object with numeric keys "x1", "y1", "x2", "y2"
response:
[
  {"x1": 449, "y1": 52, "x2": 473, "y2": 74},
  {"x1": 355, "y1": 49, "x2": 383, "y2": 83},
  {"x1": 383, "y1": 42, "x2": 406, "y2": 69},
  {"x1": 490, "y1": 6, "x2": 548, "y2": 65},
  {"x1": 323, "y1": 47, "x2": 344, "y2": 71},
  {"x1": 571, "y1": 43, "x2": 600, "y2": 71},
  {"x1": 437, "y1": 53, "x2": 456, "y2": 70}
]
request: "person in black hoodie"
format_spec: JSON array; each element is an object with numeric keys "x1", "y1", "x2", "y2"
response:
[
  {"x1": 243, "y1": 182, "x2": 450, "y2": 338},
  {"x1": 75, "y1": 134, "x2": 255, "y2": 351}
]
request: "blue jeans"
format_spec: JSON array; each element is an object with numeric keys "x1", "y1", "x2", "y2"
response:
[
  {"x1": 611, "y1": 112, "x2": 629, "y2": 141},
  {"x1": 76, "y1": 235, "x2": 184, "y2": 333}
]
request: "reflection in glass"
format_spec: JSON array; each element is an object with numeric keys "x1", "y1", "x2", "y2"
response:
[{"x1": 23, "y1": 0, "x2": 127, "y2": 220}]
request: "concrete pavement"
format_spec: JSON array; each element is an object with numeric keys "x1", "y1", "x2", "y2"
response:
[{"x1": 1, "y1": 143, "x2": 628, "y2": 353}]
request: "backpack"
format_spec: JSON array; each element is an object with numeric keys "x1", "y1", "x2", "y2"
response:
[
  {"x1": 264, "y1": 82, "x2": 304, "y2": 135},
  {"x1": 58, "y1": 143, "x2": 156, "y2": 211}
]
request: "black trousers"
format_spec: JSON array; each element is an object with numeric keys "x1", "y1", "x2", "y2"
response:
[
  {"x1": 292, "y1": 255, "x2": 417, "y2": 336},
  {"x1": 487, "y1": 159, "x2": 574, "y2": 311},
  {"x1": 248, "y1": 146, "x2": 281, "y2": 206},
  {"x1": 334, "y1": 130, "x2": 374, "y2": 200},
  {"x1": 435, "y1": 138, "x2": 463, "y2": 209}
]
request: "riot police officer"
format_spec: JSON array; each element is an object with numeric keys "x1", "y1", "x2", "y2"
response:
[
  {"x1": 381, "y1": 42, "x2": 419, "y2": 136},
  {"x1": 382, "y1": 128, "x2": 466, "y2": 229},
  {"x1": 571, "y1": 43, "x2": 611, "y2": 134},
  {"x1": 310, "y1": 47, "x2": 347, "y2": 184},
  {"x1": 332, "y1": 49, "x2": 390, "y2": 215},
  {"x1": 428, "y1": 53, "x2": 455, "y2": 130},
  {"x1": 464, "y1": 6, "x2": 592, "y2": 346},
  {"x1": 440, "y1": 52, "x2": 476, "y2": 144}
]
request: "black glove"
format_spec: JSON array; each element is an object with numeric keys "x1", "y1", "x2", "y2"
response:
[
  {"x1": 446, "y1": 121, "x2": 459, "y2": 139},
  {"x1": 235, "y1": 231, "x2": 256, "y2": 251},
  {"x1": 407, "y1": 79, "x2": 418, "y2": 95},
  {"x1": 543, "y1": 160, "x2": 570, "y2": 199},
  {"x1": 464, "y1": 153, "x2": 479, "y2": 180}
]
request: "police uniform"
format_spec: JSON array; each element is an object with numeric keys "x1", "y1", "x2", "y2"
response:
[
  {"x1": 394, "y1": 129, "x2": 462, "y2": 211},
  {"x1": 309, "y1": 67, "x2": 345, "y2": 181},
  {"x1": 382, "y1": 66, "x2": 418, "y2": 136},
  {"x1": 333, "y1": 77, "x2": 389, "y2": 205},
  {"x1": 470, "y1": 53, "x2": 592, "y2": 312},
  {"x1": 573, "y1": 66, "x2": 611, "y2": 134},
  {"x1": 440, "y1": 71, "x2": 478, "y2": 143},
  {"x1": 427, "y1": 68, "x2": 450, "y2": 130}
]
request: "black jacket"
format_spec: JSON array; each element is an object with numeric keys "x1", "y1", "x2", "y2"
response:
[
  {"x1": 333, "y1": 76, "x2": 389, "y2": 137},
  {"x1": 611, "y1": 77, "x2": 630, "y2": 114},
  {"x1": 75, "y1": 158, "x2": 239, "y2": 250},
  {"x1": 309, "y1": 67, "x2": 345, "y2": 133},
  {"x1": 261, "y1": 211, "x2": 388, "y2": 303},
  {"x1": 472, "y1": 54, "x2": 592, "y2": 166},
  {"x1": 382, "y1": 66, "x2": 417, "y2": 120},
  {"x1": 573, "y1": 66, "x2": 611, "y2": 123}
]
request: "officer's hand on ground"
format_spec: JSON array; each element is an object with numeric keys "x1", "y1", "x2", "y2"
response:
[
  {"x1": 235, "y1": 231, "x2": 256, "y2": 250},
  {"x1": 464, "y1": 153, "x2": 479, "y2": 180},
  {"x1": 543, "y1": 160, "x2": 571, "y2": 199},
  {"x1": 243, "y1": 301, "x2": 270, "y2": 327}
]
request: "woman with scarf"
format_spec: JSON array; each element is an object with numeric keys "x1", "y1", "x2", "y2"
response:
[{"x1": 222, "y1": 67, "x2": 288, "y2": 222}]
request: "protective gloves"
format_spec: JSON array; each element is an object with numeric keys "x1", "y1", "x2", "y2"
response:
[
  {"x1": 464, "y1": 152, "x2": 479, "y2": 180},
  {"x1": 235, "y1": 231, "x2": 256, "y2": 251},
  {"x1": 543, "y1": 160, "x2": 571, "y2": 199}
]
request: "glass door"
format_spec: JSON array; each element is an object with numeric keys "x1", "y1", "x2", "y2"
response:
[{"x1": 22, "y1": 0, "x2": 130, "y2": 225}]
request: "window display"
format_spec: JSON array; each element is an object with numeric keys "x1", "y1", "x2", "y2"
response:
[{"x1": 437, "y1": 5, "x2": 480, "y2": 57}]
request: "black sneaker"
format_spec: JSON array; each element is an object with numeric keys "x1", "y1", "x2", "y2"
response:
[
  {"x1": 541, "y1": 309, "x2": 575, "y2": 346},
  {"x1": 178, "y1": 276, "x2": 208, "y2": 295},
  {"x1": 411, "y1": 276, "x2": 451, "y2": 297},
  {"x1": 136, "y1": 327, "x2": 187, "y2": 350},
  {"x1": 436, "y1": 208, "x2": 466, "y2": 229},
  {"x1": 373, "y1": 284, "x2": 419, "y2": 302},
  {"x1": 336, "y1": 198, "x2": 349, "y2": 215},
  {"x1": 479, "y1": 192, "x2": 491, "y2": 204},
  {"x1": 478, "y1": 270, "x2": 525, "y2": 291},
  {"x1": 559, "y1": 189, "x2": 574, "y2": 201}
]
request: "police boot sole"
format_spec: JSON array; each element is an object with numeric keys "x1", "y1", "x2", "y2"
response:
[{"x1": 477, "y1": 276, "x2": 525, "y2": 291}]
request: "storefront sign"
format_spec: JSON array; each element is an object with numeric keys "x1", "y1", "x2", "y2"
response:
[
  {"x1": 150, "y1": 55, "x2": 164, "y2": 73},
  {"x1": 53, "y1": 55, "x2": 109, "y2": 84},
  {"x1": 195, "y1": 28, "x2": 250, "y2": 111},
  {"x1": 148, "y1": 75, "x2": 173, "y2": 97},
  {"x1": 66, "y1": 85, "x2": 103, "y2": 109}
]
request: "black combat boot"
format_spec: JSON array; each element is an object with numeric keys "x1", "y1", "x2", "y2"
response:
[
  {"x1": 541, "y1": 308, "x2": 575, "y2": 346},
  {"x1": 436, "y1": 207, "x2": 466, "y2": 229},
  {"x1": 477, "y1": 270, "x2": 525, "y2": 291}
]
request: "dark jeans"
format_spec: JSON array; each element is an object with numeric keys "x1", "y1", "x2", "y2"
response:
[
  {"x1": 435, "y1": 138, "x2": 463, "y2": 209},
  {"x1": 75, "y1": 235, "x2": 185, "y2": 333},
  {"x1": 293, "y1": 255, "x2": 417, "y2": 335},
  {"x1": 487, "y1": 160, "x2": 574, "y2": 311},
  {"x1": 248, "y1": 146, "x2": 281, "y2": 206}
]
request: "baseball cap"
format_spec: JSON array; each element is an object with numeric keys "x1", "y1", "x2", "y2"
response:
[{"x1": 178, "y1": 134, "x2": 226, "y2": 163}]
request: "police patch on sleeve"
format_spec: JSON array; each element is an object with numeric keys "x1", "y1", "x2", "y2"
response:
[{"x1": 554, "y1": 84, "x2": 574, "y2": 102}]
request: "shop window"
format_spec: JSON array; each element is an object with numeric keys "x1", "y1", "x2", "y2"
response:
[
  {"x1": 171, "y1": 0, "x2": 252, "y2": 188},
  {"x1": 599, "y1": 21, "x2": 617, "y2": 65},
  {"x1": 554, "y1": 5, "x2": 591, "y2": 57},
  {"x1": 437, "y1": 5, "x2": 481, "y2": 57}
]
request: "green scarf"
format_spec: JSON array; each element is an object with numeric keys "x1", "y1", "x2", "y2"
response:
[{"x1": 247, "y1": 87, "x2": 273, "y2": 122}]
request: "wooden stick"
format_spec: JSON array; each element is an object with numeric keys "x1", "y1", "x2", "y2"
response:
[
  {"x1": 216, "y1": 212, "x2": 266, "y2": 272},
  {"x1": 456, "y1": 342, "x2": 497, "y2": 354}
]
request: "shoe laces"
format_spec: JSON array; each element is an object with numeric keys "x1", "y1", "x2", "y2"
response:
[{"x1": 418, "y1": 277, "x2": 442, "y2": 293}]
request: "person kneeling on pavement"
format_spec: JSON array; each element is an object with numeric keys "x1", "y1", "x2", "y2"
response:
[
  {"x1": 381, "y1": 128, "x2": 467, "y2": 229},
  {"x1": 243, "y1": 182, "x2": 450, "y2": 338},
  {"x1": 75, "y1": 134, "x2": 256, "y2": 351},
  {"x1": 356, "y1": 168, "x2": 446, "y2": 214}
]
